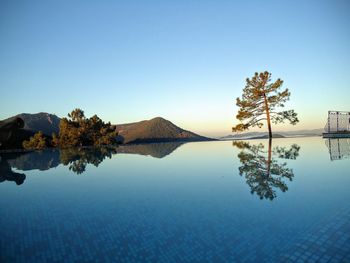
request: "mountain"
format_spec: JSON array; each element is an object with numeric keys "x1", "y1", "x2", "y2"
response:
[
  {"x1": 4, "y1": 114, "x2": 213, "y2": 143},
  {"x1": 4, "y1": 112, "x2": 61, "y2": 136},
  {"x1": 220, "y1": 129, "x2": 324, "y2": 140},
  {"x1": 115, "y1": 117, "x2": 214, "y2": 143},
  {"x1": 220, "y1": 132, "x2": 283, "y2": 140},
  {"x1": 1, "y1": 113, "x2": 213, "y2": 149},
  {"x1": 279, "y1": 129, "x2": 324, "y2": 137}
]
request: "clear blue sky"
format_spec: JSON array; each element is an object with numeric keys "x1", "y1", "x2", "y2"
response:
[{"x1": 1, "y1": 0, "x2": 349, "y2": 136}]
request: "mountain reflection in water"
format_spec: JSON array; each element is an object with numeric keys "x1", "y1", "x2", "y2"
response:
[
  {"x1": 232, "y1": 140, "x2": 301, "y2": 200},
  {"x1": 0, "y1": 142, "x2": 184, "y2": 185}
]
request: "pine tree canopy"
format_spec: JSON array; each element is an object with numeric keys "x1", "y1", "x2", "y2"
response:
[{"x1": 233, "y1": 71, "x2": 299, "y2": 137}]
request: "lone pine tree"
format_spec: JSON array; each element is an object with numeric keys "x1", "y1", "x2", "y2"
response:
[{"x1": 233, "y1": 71, "x2": 299, "y2": 138}]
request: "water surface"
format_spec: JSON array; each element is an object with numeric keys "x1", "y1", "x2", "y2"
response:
[{"x1": 1, "y1": 138, "x2": 349, "y2": 262}]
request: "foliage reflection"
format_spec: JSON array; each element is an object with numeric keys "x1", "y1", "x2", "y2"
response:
[
  {"x1": 233, "y1": 140, "x2": 300, "y2": 200},
  {"x1": 60, "y1": 147, "x2": 117, "y2": 174}
]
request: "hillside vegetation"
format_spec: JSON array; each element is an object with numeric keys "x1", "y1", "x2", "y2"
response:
[{"x1": 1, "y1": 111, "x2": 213, "y2": 150}]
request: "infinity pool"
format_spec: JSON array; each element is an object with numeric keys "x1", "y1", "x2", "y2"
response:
[{"x1": 1, "y1": 137, "x2": 349, "y2": 262}]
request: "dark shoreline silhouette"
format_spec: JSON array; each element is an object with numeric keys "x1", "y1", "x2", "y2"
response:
[{"x1": 0, "y1": 153, "x2": 26, "y2": 185}]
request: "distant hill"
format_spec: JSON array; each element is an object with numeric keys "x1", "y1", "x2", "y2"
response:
[
  {"x1": 220, "y1": 129, "x2": 324, "y2": 140},
  {"x1": 1, "y1": 114, "x2": 213, "y2": 148},
  {"x1": 115, "y1": 117, "x2": 214, "y2": 143},
  {"x1": 4, "y1": 113, "x2": 61, "y2": 136},
  {"x1": 2, "y1": 112, "x2": 324, "y2": 145},
  {"x1": 279, "y1": 129, "x2": 324, "y2": 137}
]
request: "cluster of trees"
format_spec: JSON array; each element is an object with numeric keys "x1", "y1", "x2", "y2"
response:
[
  {"x1": 22, "y1": 131, "x2": 47, "y2": 150},
  {"x1": 22, "y1": 109, "x2": 118, "y2": 150}
]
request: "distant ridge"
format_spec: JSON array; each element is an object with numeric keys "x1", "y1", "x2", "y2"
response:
[
  {"x1": 115, "y1": 117, "x2": 214, "y2": 144},
  {"x1": 1, "y1": 113, "x2": 214, "y2": 146},
  {"x1": 4, "y1": 112, "x2": 60, "y2": 136},
  {"x1": 220, "y1": 129, "x2": 323, "y2": 140}
]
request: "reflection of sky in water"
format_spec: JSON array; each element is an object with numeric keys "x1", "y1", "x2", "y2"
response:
[{"x1": 0, "y1": 137, "x2": 349, "y2": 262}]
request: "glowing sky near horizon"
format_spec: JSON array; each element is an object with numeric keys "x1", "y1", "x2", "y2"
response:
[{"x1": 1, "y1": 0, "x2": 349, "y2": 137}]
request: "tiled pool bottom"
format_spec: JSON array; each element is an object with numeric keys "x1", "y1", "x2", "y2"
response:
[
  {"x1": 1, "y1": 138, "x2": 350, "y2": 262},
  {"x1": 280, "y1": 207, "x2": 350, "y2": 263},
  {"x1": 1, "y1": 199, "x2": 349, "y2": 263}
]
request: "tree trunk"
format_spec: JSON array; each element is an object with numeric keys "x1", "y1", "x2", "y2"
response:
[
  {"x1": 267, "y1": 138, "x2": 272, "y2": 177},
  {"x1": 263, "y1": 94, "x2": 272, "y2": 139}
]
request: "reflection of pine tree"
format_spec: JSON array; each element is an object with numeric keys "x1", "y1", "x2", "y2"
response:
[
  {"x1": 60, "y1": 147, "x2": 117, "y2": 175},
  {"x1": 233, "y1": 140, "x2": 300, "y2": 200}
]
